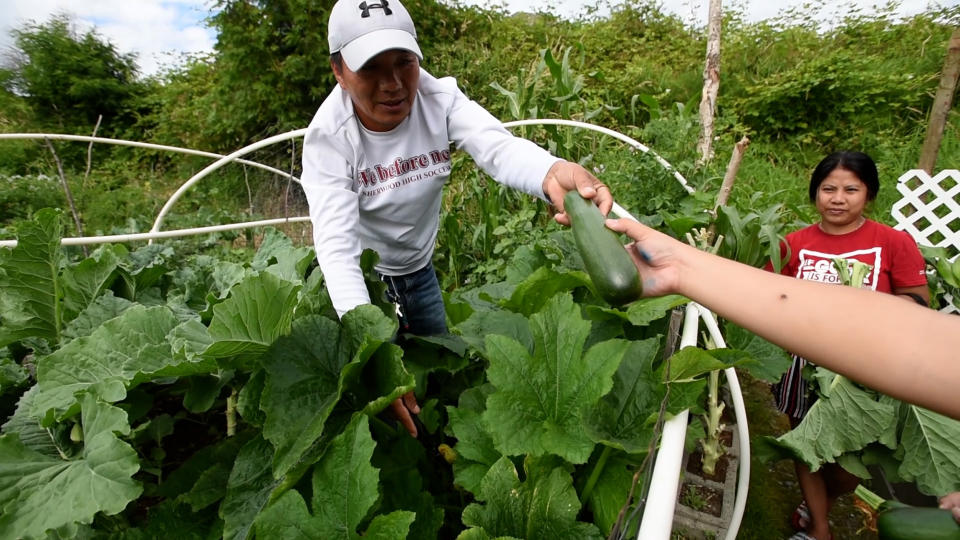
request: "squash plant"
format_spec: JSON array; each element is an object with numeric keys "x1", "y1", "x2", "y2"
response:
[{"x1": 0, "y1": 209, "x2": 765, "y2": 539}]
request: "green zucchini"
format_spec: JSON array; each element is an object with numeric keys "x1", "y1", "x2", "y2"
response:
[
  {"x1": 877, "y1": 506, "x2": 960, "y2": 540},
  {"x1": 564, "y1": 190, "x2": 642, "y2": 306}
]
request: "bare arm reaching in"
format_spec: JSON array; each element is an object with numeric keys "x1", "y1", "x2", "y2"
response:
[{"x1": 605, "y1": 218, "x2": 960, "y2": 421}]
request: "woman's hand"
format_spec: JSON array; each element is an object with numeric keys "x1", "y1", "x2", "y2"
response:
[
  {"x1": 542, "y1": 160, "x2": 612, "y2": 224},
  {"x1": 604, "y1": 218, "x2": 689, "y2": 298}
]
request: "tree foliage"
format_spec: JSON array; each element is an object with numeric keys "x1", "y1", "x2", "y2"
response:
[{"x1": 1, "y1": 15, "x2": 143, "y2": 136}]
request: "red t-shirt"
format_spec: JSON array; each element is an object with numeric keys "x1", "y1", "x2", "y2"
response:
[{"x1": 766, "y1": 219, "x2": 927, "y2": 292}]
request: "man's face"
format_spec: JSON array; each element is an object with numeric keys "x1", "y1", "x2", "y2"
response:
[{"x1": 332, "y1": 49, "x2": 420, "y2": 132}]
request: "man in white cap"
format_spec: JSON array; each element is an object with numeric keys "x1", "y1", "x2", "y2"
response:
[{"x1": 300, "y1": 0, "x2": 612, "y2": 436}]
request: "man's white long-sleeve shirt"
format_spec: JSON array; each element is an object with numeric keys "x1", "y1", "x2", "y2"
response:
[{"x1": 301, "y1": 68, "x2": 560, "y2": 317}]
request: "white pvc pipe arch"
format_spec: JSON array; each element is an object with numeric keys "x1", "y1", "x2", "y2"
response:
[{"x1": 0, "y1": 122, "x2": 750, "y2": 540}]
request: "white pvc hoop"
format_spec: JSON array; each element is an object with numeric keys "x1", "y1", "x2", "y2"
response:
[
  {"x1": 0, "y1": 133, "x2": 300, "y2": 182},
  {"x1": 636, "y1": 302, "x2": 750, "y2": 540},
  {"x1": 502, "y1": 118, "x2": 694, "y2": 194},
  {"x1": 1, "y1": 120, "x2": 690, "y2": 247},
  {"x1": 148, "y1": 128, "x2": 308, "y2": 241}
]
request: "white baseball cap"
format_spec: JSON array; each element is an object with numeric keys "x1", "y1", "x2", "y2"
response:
[{"x1": 328, "y1": 0, "x2": 423, "y2": 71}]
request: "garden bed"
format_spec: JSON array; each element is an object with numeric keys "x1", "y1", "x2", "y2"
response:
[{"x1": 672, "y1": 413, "x2": 740, "y2": 539}]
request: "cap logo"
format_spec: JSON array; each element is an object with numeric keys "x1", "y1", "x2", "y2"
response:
[{"x1": 358, "y1": 0, "x2": 392, "y2": 18}]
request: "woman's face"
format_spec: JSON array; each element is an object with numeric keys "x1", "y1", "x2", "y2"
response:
[
  {"x1": 332, "y1": 49, "x2": 420, "y2": 132},
  {"x1": 815, "y1": 167, "x2": 869, "y2": 234}
]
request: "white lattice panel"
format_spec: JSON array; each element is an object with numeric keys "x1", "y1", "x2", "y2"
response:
[{"x1": 890, "y1": 169, "x2": 960, "y2": 313}]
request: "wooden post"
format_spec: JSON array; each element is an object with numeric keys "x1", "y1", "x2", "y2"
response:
[
  {"x1": 697, "y1": 0, "x2": 723, "y2": 165},
  {"x1": 919, "y1": 27, "x2": 960, "y2": 174},
  {"x1": 706, "y1": 136, "x2": 750, "y2": 244},
  {"x1": 714, "y1": 136, "x2": 751, "y2": 211}
]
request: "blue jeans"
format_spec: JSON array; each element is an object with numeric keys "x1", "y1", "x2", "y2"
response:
[{"x1": 379, "y1": 262, "x2": 448, "y2": 336}]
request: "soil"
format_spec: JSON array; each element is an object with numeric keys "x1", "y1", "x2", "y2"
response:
[{"x1": 680, "y1": 482, "x2": 725, "y2": 518}]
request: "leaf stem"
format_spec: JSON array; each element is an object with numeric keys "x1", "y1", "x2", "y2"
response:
[
  {"x1": 582, "y1": 444, "x2": 612, "y2": 502},
  {"x1": 226, "y1": 387, "x2": 237, "y2": 437}
]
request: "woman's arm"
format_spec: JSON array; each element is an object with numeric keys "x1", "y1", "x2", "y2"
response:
[
  {"x1": 894, "y1": 284, "x2": 930, "y2": 305},
  {"x1": 606, "y1": 218, "x2": 960, "y2": 420}
]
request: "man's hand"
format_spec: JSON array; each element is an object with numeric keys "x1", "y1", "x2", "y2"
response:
[
  {"x1": 389, "y1": 390, "x2": 420, "y2": 437},
  {"x1": 542, "y1": 160, "x2": 613, "y2": 225}
]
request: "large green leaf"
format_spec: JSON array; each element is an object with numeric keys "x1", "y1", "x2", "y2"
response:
[
  {"x1": 168, "y1": 254, "x2": 248, "y2": 318},
  {"x1": 251, "y1": 490, "x2": 327, "y2": 539},
  {"x1": 220, "y1": 435, "x2": 282, "y2": 540},
  {"x1": 454, "y1": 308, "x2": 531, "y2": 355},
  {"x1": 308, "y1": 413, "x2": 386, "y2": 536},
  {"x1": 663, "y1": 346, "x2": 728, "y2": 383},
  {"x1": 721, "y1": 322, "x2": 792, "y2": 383},
  {"x1": 31, "y1": 305, "x2": 184, "y2": 424},
  {"x1": 204, "y1": 271, "x2": 301, "y2": 365},
  {"x1": 896, "y1": 405, "x2": 960, "y2": 495},
  {"x1": 581, "y1": 451, "x2": 640, "y2": 536},
  {"x1": 501, "y1": 266, "x2": 589, "y2": 316},
  {"x1": 260, "y1": 315, "x2": 346, "y2": 475},
  {"x1": 165, "y1": 318, "x2": 218, "y2": 377},
  {"x1": 583, "y1": 338, "x2": 662, "y2": 453},
  {"x1": 778, "y1": 374, "x2": 897, "y2": 469},
  {"x1": 0, "y1": 208, "x2": 63, "y2": 347},
  {"x1": 482, "y1": 293, "x2": 627, "y2": 464},
  {"x1": 623, "y1": 295, "x2": 688, "y2": 327},
  {"x1": 0, "y1": 393, "x2": 142, "y2": 538},
  {"x1": 60, "y1": 291, "x2": 134, "y2": 343},
  {"x1": 61, "y1": 243, "x2": 124, "y2": 323},
  {"x1": 254, "y1": 414, "x2": 415, "y2": 539},
  {"x1": 1, "y1": 386, "x2": 69, "y2": 458},
  {"x1": 447, "y1": 386, "x2": 501, "y2": 494},
  {"x1": 116, "y1": 243, "x2": 175, "y2": 299},
  {"x1": 250, "y1": 228, "x2": 315, "y2": 283},
  {"x1": 459, "y1": 456, "x2": 603, "y2": 539},
  {"x1": 260, "y1": 305, "x2": 404, "y2": 477}
]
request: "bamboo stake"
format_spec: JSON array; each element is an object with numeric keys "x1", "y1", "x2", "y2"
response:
[
  {"x1": 81, "y1": 115, "x2": 101, "y2": 194},
  {"x1": 696, "y1": 0, "x2": 723, "y2": 165},
  {"x1": 919, "y1": 27, "x2": 960, "y2": 174},
  {"x1": 43, "y1": 137, "x2": 88, "y2": 257},
  {"x1": 78, "y1": 115, "x2": 101, "y2": 235}
]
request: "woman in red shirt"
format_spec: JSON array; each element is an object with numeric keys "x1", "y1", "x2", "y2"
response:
[{"x1": 769, "y1": 151, "x2": 928, "y2": 540}]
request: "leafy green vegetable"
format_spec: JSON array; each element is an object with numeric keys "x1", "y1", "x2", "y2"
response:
[
  {"x1": 260, "y1": 306, "x2": 405, "y2": 477},
  {"x1": 460, "y1": 456, "x2": 603, "y2": 539},
  {"x1": 583, "y1": 338, "x2": 662, "y2": 453},
  {"x1": 0, "y1": 208, "x2": 64, "y2": 347},
  {"x1": 31, "y1": 305, "x2": 183, "y2": 424},
  {"x1": 482, "y1": 293, "x2": 628, "y2": 464},
  {"x1": 203, "y1": 271, "x2": 301, "y2": 366},
  {"x1": 255, "y1": 414, "x2": 415, "y2": 539},
  {"x1": 0, "y1": 393, "x2": 142, "y2": 538},
  {"x1": 447, "y1": 385, "x2": 501, "y2": 493}
]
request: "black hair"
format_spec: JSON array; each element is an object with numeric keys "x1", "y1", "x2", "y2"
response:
[
  {"x1": 330, "y1": 51, "x2": 343, "y2": 70},
  {"x1": 808, "y1": 151, "x2": 880, "y2": 202}
]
